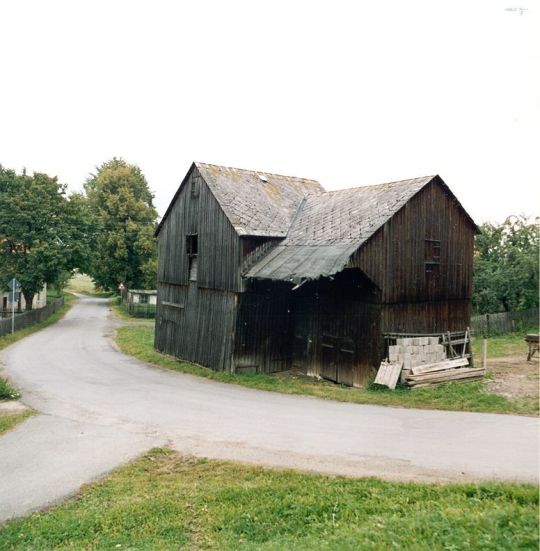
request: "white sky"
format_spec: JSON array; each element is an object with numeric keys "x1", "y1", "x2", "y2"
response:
[{"x1": 1, "y1": 0, "x2": 538, "y2": 224}]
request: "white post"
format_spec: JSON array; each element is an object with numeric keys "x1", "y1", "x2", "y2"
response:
[{"x1": 11, "y1": 278, "x2": 16, "y2": 334}]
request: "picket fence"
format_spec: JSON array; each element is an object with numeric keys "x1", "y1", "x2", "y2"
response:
[{"x1": 0, "y1": 297, "x2": 64, "y2": 337}]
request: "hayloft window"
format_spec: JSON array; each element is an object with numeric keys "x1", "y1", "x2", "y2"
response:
[
  {"x1": 186, "y1": 234, "x2": 198, "y2": 281},
  {"x1": 186, "y1": 234, "x2": 198, "y2": 256},
  {"x1": 425, "y1": 239, "x2": 441, "y2": 279}
]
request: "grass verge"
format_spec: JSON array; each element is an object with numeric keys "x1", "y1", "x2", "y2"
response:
[
  {"x1": 0, "y1": 410, "x2": 33, "y2": 436},
  {"x1": 0, "y1": 378, "x2": 20, "y2": 400},
  {"x1": 110, "y1": 296, "x2": 133, "y2": 321},
  {"x1": 0, "y1": 294, "x2": 76, "y2": 354},
  {"x1": 116, "y1": 326, "x2": 538, "y2": 416},
  {"x1": 0, "y1": 447, "x2": 537, "y2": 550}
]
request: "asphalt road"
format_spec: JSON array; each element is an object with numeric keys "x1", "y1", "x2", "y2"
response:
[{"x1": 1, "y1": 297, "x2": 538, "y2": 522}]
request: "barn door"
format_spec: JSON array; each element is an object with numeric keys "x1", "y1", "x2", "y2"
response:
[
  {"x1": 320, "y1": 335, "x2": 338, "y2": 381},
  {"x1": 292, "y1": 296, "x2": 315, "y2": 372}
]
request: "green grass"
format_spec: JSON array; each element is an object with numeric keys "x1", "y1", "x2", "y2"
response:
[
  {"x1": 0, "y1": 378, "x2": 20, "y2": 400},
  {"x1": 0, "y1": 410, "x2": 33, "y2": 435},
  {"x1": 65, "y1": 273, "x2": 113, "y2": 297},
  {"x1": 110, "y1": 296, "x2": 134, "y2": 321},
  {"x1": 472, "y1": 330, "x2": 539, "y2": 358},
  {"x1": 0, "y1": 293, "x2": 76, "y2": 354},
  {"x1": 116, "y1": 325, "x2": 538, "y2": 416},
  {"x1": 0, "y1": 447, "x2": 536, "y2": 550}
]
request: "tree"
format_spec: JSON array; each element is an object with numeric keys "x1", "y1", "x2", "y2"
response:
[
  {"x1": 472, "y1": 215, "x2": 539, "y2": 314},
  {"x1": 84, "y1": 158, "x2": 158, "y2": 291},
  {"x1": 0, "y1": 166, "x2": 93, "y2": 308}
]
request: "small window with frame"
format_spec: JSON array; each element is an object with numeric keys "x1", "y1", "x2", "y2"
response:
[
  {"x1": 191, "y1": 178, "x2": 200, "y2": 198},
  {"x1": 425, "y1": 239, "x2": 441, "y2": 281}
]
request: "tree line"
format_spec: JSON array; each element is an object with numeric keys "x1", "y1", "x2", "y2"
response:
[{"x1": 0, "y1": 159, "x2": 157, "y2": 308}]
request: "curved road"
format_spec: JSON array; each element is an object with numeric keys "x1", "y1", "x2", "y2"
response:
[{"x1": 1, "y1": 297, "x2": 538, "y2": 521}]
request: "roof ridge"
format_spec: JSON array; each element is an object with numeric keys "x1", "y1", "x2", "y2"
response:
[
  {"x1": 319, "y1": 175, "x2": 436, "y2": 195},
  {"x1": 194, "y1": 161, "x2": 321, "y2": 184}
]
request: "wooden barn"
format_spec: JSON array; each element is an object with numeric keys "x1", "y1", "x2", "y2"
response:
[{"x1": 155, "y1": 162, "x2": 477, "y2": 386}]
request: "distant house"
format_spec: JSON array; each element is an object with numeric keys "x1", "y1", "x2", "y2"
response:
[
  {"x1": 155, "y1": 162, "x2": 477, "y2": 386},
  {"x1": 126, "y1": 289, "x2": 157, "y2": 305},
  {"x1": 1, "y1": 283, "x2": 47, "y2": 318}
]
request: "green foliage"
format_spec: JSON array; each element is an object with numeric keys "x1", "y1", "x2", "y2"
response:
[
  {"x1": 0, "y1": 166, "x2": 94, "y2": 306},
  {"x1": 115, "y1": 325, "x2": 538, "y2": 415},
  {"x1": 473, "y1": 215, "x2": 539, "y2": 314},
  {"x1": 0, "y1": 378, "x2": 20, "y2": 400},
  {"x1": 84, "y1": 158, "x2": 158, "y2": 291},
  {"x1": 0, "y1": 448, "x2": 537, "y2": 550}
]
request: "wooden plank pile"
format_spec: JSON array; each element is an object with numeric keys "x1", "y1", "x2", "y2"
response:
[{"x1": 375, "y1": 333, "x2": 485, "y2": 390}]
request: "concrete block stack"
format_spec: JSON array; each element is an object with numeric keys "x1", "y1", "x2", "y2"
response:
[{"x1": 388, "y1": 336, "x2": 446, "y2": 371}]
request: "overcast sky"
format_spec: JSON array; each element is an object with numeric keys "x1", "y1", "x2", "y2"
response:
[{"x1": 1, "y1": 0, "x2": 538, "y2": 224}]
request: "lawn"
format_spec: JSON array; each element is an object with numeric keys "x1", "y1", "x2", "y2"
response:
[
  {"x1": 116, "y1": 325, "x2": 538, "y2": 416},
  {"x1": 0, "y1": 447, "x2": 536, "y2": 550},
  {"x1": 471, "y1": 330, "x2": 538, "y2": 358},
  {"x1": 65, "y1": 272, "x2": 113, "y2": 298}
]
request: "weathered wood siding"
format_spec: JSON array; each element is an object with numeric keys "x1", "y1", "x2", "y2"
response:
[
  {"x1": 381, "y1": 300, "x2": 471, "y2": 334},
  {"x1": 155, "y1": 282, "x2": 237, "y2": 371},
  {"x1": 350, "y1": 177, "x2": 475, "y2": 333},
  {"x1": 155, "y1": 165, "x2": 243, "y2": 371},
  {"x1": 157, "y1": 166, "x2": 243, "y2": 292}
]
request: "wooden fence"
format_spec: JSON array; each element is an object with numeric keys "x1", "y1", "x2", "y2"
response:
[
  {"x1": 470, "y1": 308, "x2": 539, "y2": 337},
  {"x1": 125, "y1": 302, "x2": 156, "y2": 319},
  {"x1": 0, "y1": 297, "x2": 64, "y2": 337}
]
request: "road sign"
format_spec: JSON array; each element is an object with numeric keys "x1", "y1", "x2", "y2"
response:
[{"x1": 7, "y1": 278, "x2": 21, "y2": 291}]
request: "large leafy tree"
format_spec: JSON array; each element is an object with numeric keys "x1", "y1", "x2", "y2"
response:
[
  {"x1": 0, "y1": 166, "x2": 94, "y2": 308},
  {"x1": 473, "y1": 215, "x2": 539, "y2": 314},
  {"x1": 84, "y1": 158, "x2": 158, "y2": 291}
]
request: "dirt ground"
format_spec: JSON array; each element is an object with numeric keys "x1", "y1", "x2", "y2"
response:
[{"x1": 485, "y1": 353, "x2": 539, "y2": 400}]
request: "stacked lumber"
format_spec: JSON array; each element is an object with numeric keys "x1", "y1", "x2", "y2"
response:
[
  {"x1": 375, "y1": 335, "x2": 485, "y2": 390},
  {"x1": 402, "y1": 358, "x2": 485, "y2": 389}
]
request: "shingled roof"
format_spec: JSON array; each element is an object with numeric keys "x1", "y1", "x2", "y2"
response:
[
  {"x1": 246, "y1": 176, "x2": 437, "y2": 283},
  {"x1": 156, "y1": 162, "x2": 322, "y2": 237},
  {"x1": 198, "y1": 163, "x2": 323, "y2": 237}
]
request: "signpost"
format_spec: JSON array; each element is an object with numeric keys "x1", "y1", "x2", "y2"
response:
[{"x1": 7, "y1": 278, "x2": 21, "y2": 334}]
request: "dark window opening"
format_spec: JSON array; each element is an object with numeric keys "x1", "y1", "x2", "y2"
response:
[
  {"x1": 186, "y1": 234, "x2": 198, "y2": 256},
  {"x1": 186, "y1": 234, "x2": 198, "y2": 281}
]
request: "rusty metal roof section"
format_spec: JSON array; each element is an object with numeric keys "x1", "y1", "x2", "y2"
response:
[
  {"x1": 246, "y1": 176, "x2": 436, "y2": 283},
  {"x1": 195, "y1": 162, "x2": 323, "y2": 237}
]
